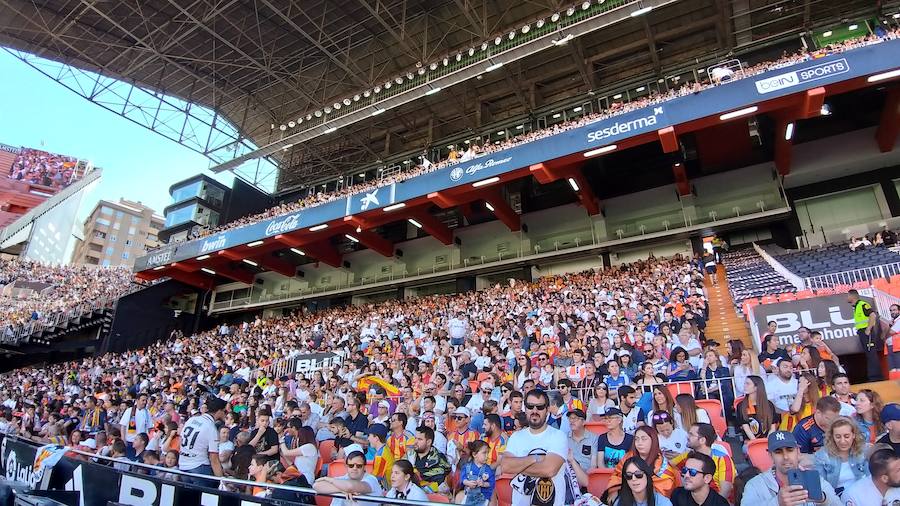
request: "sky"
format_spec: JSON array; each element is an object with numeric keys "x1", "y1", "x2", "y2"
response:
[{"x1": 0, "y1": 50, "x2": 236, "y2": 221}]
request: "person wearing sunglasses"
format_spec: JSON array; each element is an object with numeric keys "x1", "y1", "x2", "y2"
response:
[
  {"x1": 449, "y1": 406, "x2": 479, "y2": 465},
  {"x1": 613, "y1": 456, "x2": 672, "y2": 506},
  {"x1": 500, "y1": 389, "x2": 568, "y2": 506},
  {"x1": 671, "y1": 452, "x2": 729, "y2": 506},
  {"x1": 607, "y1": 425, "x2": 679, "y2": 502},
  {"x1": 313, "y1": 447, "x2": 383, "y2": 506}
]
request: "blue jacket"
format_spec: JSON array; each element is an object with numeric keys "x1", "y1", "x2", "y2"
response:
[{"x1": 813, "y1": 447, "x2": 869, "y2": 490}]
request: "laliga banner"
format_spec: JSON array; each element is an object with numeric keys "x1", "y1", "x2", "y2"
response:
[
  {"x1": 750, "y1": 293, "x2": 872, "y2": 355},
  {"x1": 0, "y1": 434, "x2": 62, "y2": 489},
  {"x1": 294, "y1": 351, "x2": 343, "y2": 373}
]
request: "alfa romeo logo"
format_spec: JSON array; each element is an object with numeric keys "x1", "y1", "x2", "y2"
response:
[{"x1": 450, "y1": 167, "x2": 464, "y2": 182}]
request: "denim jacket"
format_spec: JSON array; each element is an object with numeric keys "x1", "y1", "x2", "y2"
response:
[{"x1": 813, "y1": 447, "x2": 869, "y2": 490}]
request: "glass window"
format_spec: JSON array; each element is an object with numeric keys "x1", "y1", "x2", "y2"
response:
[
  {"x1": 165, "y1": 203, "x2": 198, "y2": 227},
  {"x1": 122, "y1": 252, "x2": 129, "y2": 259},
  {"x1": 115, "y1": 210, "x2": 124, "y2": 218},
  {"x1": 202, "y1": 185, "x2": 226, "y2": 208},
  {"x1": 110, "y1": 235, "x2": 117, "y2": 242},
  {"x1": 148, "y1": 234, "x2": 158, "y2": 242},
  {"x1": 113, "y1": 221, "x2": 121, "y2": 230},
  {"x1": 128, "y1": 226, "x2": 136, "y2": 235},
  {"x1": 105, "y1": 247, "x2": 113, "y2": 256},
  {"x1": 125, "y1": 239, "x2": 132, "y2": 246},
  {"x1": 94, "y1": 231, "x2": 106, "y2": 239},
  {"x1": 100, "y1": 206, "x2": 113, "y2": 215},
  {"x1": 96, "y1": 218, "x2": 111, "y2": 226},
  {"x1": 171, "y1": 180, "x2": 203, "y2": 204},
  {"x1": 102, "y1": 259, "x2": 110, "y2": 267}
]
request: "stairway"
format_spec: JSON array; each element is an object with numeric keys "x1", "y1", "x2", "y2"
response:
[{"x1": 704, "y1": 264, "x2": 756, "y2": 352}]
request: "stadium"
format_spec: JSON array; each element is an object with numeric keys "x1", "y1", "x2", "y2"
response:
[{"x1": 1, "y1": 0, "x2": 900, "y2": 505}]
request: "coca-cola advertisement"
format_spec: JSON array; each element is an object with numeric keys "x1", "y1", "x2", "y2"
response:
[{"x1": 264, "y1": 212, "x2": 302, "y2": 236}]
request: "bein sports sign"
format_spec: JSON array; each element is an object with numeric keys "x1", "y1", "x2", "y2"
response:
[
  {"x1": 755, "y1": 58, "x2": 849, "y2": 94},
  {"x1": 750, "y1": 293, "x2": 867, "y2": 355}
]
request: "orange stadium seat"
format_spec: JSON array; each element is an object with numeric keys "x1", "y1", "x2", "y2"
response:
[
  {"x1": 588, "y1": 468, "x2": 615, "y2": 498},
  {"x1": 794, "y1": 290, "x2": 815, "y2": 299},
  {"x1": 428, "y1": 494, "x2": 451, "y2": 503},
  {"x1": 852, "y1": 281, "x2": 870, "y2": 290},
  {"x1": 666, "y1": 382, "x2": 694, "y2": 398},
  {"x1": 733, "y1": 396, "x2": 745, "y2": 412},
  {"x1": 585, "y1": 421, "x2": 609, "y2": 436},
  {"x1": 327, "y1": 461, "x2": 346, "y2": 477},
  {"x1": 696, "y1": 399, "x2": 727, "y2": 438},
  {"x1": 496, "y1": 474, "x2": 514, "y2": 506},
  {"x1": 777, "y1": 292, "x2": 796, "y2": 302},
  {"x1": 314, "y1": 496, "x2": 332, "y2": 506},
  {"x1": 319, "y1": 439, "x2": 336, "y2": 464},
  {"x1": 747, "y1": 438, "x2": 773, "y2": 471}
]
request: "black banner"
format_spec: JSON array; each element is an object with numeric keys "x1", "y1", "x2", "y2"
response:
[
  {"x1": 293, "y1": 352, "x2": 343, "y2": 373},
  {"x1": 0, "y1": 433, "x2": 47, "y2": 488}
]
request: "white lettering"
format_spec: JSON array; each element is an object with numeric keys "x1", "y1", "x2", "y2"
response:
[
  {"x1": 755, "y1": 59, "x2": 849, "y2": 94},
  {"x1": 118, "y1": 474, "x2": 158, "y2": 506},
  {"x1": 145, "y1": 249, "x2": 173, "y2": 267},
  {"x1": 200, "y1": 235, "x2": 227, "y2": 253},
  {"x1": 586, "y1": 111, "x2": 661, "y2": 143},
  {"x1": 264, "y1": 213, "x2": 301, "y2": 236},
  {"x1": 463, "y1": 157, "x2": 513, "y2": 178},
  {"x1": 160, "y1": 484, "x2": 176, "y2": 506},
  {"x1": 755, "y1": 72, "x2": 799, "y2": 93}
]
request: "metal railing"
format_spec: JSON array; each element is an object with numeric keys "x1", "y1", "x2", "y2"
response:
[
  {"x1": 803, "y1": 261, "x2": 900, "y2": 290},
  {"x1": 873, "y1": 287, "x2": 900, "y2": 317}
]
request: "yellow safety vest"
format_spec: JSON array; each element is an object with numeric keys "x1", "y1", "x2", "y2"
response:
[{"x1": 853, "y1": 300, "x2": 871, "y2": 330}]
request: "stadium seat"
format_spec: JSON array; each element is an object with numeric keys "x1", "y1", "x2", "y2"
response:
[
  {"x1": 733, "y1": 396, "x2": 745, "y2": 412},
  {"x1": 696, "y1": 399, "x2": 727, "y2": 437},
  {"x1": 327, "y1": 461, "x2": 346, "y2": 477},
  {"x1": 314, "y1": 496, "x2": 332, "y2": 506},
  {"x1": 428, "y1": 494, "x2": 451, "y2": 503},
  {"x1": 852, "y1": 281, "x2": 870, "y2": 289},
  {"x1": 794, "y1": 290, "x2": 815, "y2": 299},
  {"x1": 319, "y1": 439, "x2": 336, "y2": 464},
  {"x1": 666, "y1": 382, "x2": 694, "y2": 398},
  {"x1": 469, "y1": 380, "x2": 480, "y2": 393},
  {"x1": 315, "y1": 455, "x2": 323, "y2": 477},
  {"x1": 588, "y1": 468, "x2": 615, "y2": 498},
  {"x1": 747, "y1": 438, "x2": 773, "y2": 471},
  {"x1": 777, "y1": 292, "x2": 796, "y2": 302},
  {"x1": 496, "y1": 474, "x2": 514, "y2": 506},
  {"x1": 585, "y1": 421, "x2": 608, "y2": 436}
]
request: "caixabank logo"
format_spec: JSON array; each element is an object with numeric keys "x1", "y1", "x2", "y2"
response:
[{"x1": 755, "y1": 58, "x2": 849, "y2": 94}]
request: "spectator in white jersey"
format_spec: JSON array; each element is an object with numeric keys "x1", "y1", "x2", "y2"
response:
[{"x1": 179, "y1": 396, "x2": 227, "y2": 487}]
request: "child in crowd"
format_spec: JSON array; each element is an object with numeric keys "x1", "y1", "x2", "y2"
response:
[{"x1": 458, "y1": 440, "x2": 496, "y2": 506}]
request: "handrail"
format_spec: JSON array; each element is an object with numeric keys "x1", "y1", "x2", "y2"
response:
[
  {"x1": 803, "y1": 261, "x2": 900, "y2": 290},
  {"x1": 3, "y1": 434, "x2": 449, "y2": 506},
  {"x1": 752, "y1": 242, "x2": 805, "y2": 290}
]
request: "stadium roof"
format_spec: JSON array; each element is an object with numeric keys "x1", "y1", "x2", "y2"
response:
[{"x1": 0, "y1": 0, "x2": 890, "y2": 190}]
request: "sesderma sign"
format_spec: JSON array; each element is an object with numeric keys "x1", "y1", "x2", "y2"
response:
[
  {"x1": 586, "y1": 107, "x2": 664, "y2": 143},
  {"x1": 755, "y1": 58, "x2": 849, "y2": 94}
]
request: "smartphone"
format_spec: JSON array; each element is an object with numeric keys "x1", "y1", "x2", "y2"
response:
[{"x1": 787, "y1": 469, "x2": 823, "y2": 502}]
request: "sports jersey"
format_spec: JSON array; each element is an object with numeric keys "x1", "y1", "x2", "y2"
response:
[
  {"x1": 483, "y1": 433, "x2": 507, "y2": 466},
  {"x1": 386, "y1": 430, "x2": 414, "y2": 460},
  {"x1": 564, "y1": 396, "x2": 584, "y2": 412},
  {"x1": 178, "y1": 413, "x2": 219, "y2": 470},
  {"x1": 792, "y1": 415, "x2": 826, "y2": 454},
  {"x1": 671, "y1": 452, "x2": 737, "y2": 499},
  {"x1": 370, "y1": 444, "x2": 395, "y2": 489},
  {"x1": 506, "y1": 425, "x2": 568, "y2": 506},
  {"x1": 449, "y1": 429, "x2": 479, "y2": 454}
]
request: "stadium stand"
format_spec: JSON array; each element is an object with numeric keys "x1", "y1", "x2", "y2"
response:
[
  {"x1": 768, "y1": 242, "x2": 900, "y2": 279},
  {"x1": 722, "y1": 247, "x2": 797, "y2": 317}
]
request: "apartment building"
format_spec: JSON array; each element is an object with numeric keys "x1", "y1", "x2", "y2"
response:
[{"x1": 72, "y1": 199, "x2": 164, "y2": 267}]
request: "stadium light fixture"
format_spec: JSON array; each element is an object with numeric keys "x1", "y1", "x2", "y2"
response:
[
  {"x1": 242, "y1": 259, "x2": 258, "y2": 267},
  {"x1": 290, "y1": 248, "x2": 305, "y2": 256},
  {"x1": 820, "y1": 104, "x2": 832, "y2": 115},
  {"x1": 784, "y1": 122, "x2": 795, "y2": 141},
  {"x1": 359, "y1": 173, "x2": 366, "y2": 177},
  {"x1": 516, "y1": 125, "x2": 524, "y2": 129},
  {"x1": 201, "y1": 268, "x2": 216, "y2": 275},
  {"x1": 867, "y1": 69, "x2": 900, "y2": 82},
  {"x1": 309, "y1": 224, "x2": 328, "y2": 232},
  {"x1": 568, "y1": 178, "x2": 580, "y2": 191},
  {"x1": 153, "y1": 266, "x2": 166, "y2": 270},
  {"x1": 472, "y1": 177, "x2": 500, "y2": 188},
  {"x1": 636, "y1": 87, "x2": 646, "y2": 92},
  {"x1": 425, "y1": 87, "x2": 442, "y2": 95},
  {"x1": 583, "y1": 144, "x2": 618, "y2": 157},
  {"x1": 408, "y1": 218, "x2": 423, "y2": 228},
  {"x1": 553, "y1": 113, "x2": 562, "y2": 119},
  {"x1": 485, "y1": 61, "x2": 504, "y2": 72},
  {"x1": 894, "y1": 13, "x2": 900, "y2": 18},
  {"x1": 719, "y1": 106, "x2": 758, "y2": 121},
  {"x1": 345, "y1": 234, "x2": 360, "y2": 243},
  {"x1": 573, "y1": 106, "x2": 583, "y2": 112},
  {"x1": 613, "y1": 94, "x2": 622, "y2": 99},
  {"x1": 384, "y1": 203, "x2": 407, "y2": 212},
  {"x1": 849, "y1": 24, "x2": 858, "y2": 30},
  {"x1": 247, "y1": 240, "x2": 264, "y2": 247},
  {"x1": 323, "y1": 126, "x2": 338, "y2": 134},
  {"x1": 356, "y1": 226, "x2": 362, "y2": 233},
  {"x1": 371, "y1": 108, "x2": 386, "y2": 116},
  {"x1": 497, "y1": 130, "x2": 506, "y2": 135},
  {"x1": 823, "y1": 30, "x2": 833, "y2": 37},
  {"x1": 630, "y1": 6, "x2": 653, "y2": 17},
  {"x1": 551, "y1": 34, "x2": 574, "y2": 46},
  {"x1": 195, "y1": 254, "x2": 211, "y2": 261},
  {"x1": 485, "y1": 202, "x2": 495, "y2": 212}
]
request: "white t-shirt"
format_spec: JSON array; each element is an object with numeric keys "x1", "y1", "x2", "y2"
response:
[
  {"x1": 842, "y1": 475, "x2": 900, "y2": 506},
  {"x1": 385, "y1": 483, "x2": 429, "y2": 501},
  {"x1": 119, "y1": 406, "x2": 152, "y2": 443},
  {"x1": 506, "y1": 425, "x2": 569, "y2": 506},
  {"x1": 766, "y1": 375, "x2": 799, "y2": 413},
  {"x1": 658, "y1": 428, "x2": 689, "y2": 455},
  {"x1": 178, "y1": 414, "x2": 219, "y2": 470},
  {"x1": 294, "y1": 443, "x2": 319, "y2": 484},
  {"x1": 330, "y1": 474, "x2": 383, "y2": 506}
]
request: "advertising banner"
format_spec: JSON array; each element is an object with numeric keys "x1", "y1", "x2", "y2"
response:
[
  {"x1": 750, "y1": 293, "x2": 873, "y2": 355},
  {"x1": 293, "y1": 352, "x2": 344, "y2": 373}
]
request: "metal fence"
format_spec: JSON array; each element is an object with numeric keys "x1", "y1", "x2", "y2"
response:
[{"x1": 803, "y1": 261, "x2": 900, "y2": 290}]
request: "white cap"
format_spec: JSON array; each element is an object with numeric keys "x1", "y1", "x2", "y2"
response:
[
  {"x1": 378, "y1": 400, "x2": 391, "y2": 409},
  {"x1": 344, "y1": 443, "x2": 365, "y2": 457},
  {"x1": 453, "y1": 406, "x2": 471, "y2": 417}
]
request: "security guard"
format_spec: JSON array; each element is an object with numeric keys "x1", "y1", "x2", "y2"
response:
[{"x1": 848, "y1": 289, "x2": 882, "y2": 380}]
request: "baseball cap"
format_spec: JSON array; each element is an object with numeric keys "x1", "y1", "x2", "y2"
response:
[
  {"x1": 881, "y1": 403, "x2": 900, "y2": 424},
  {"x1": 378, "y1": 400, "x2": 391, "y2": 409},
  {"x1": 602, "y1": 408, "x2": 623, "y2": 417},
  {"x1": 367, "y1": 423, "x2": 388, "y2": 440},
  {"x1": 567, "y1": 409, "x2": 587, "y2": 419},
  {"x1": 344, "y1": 443, "x2": 365, "y2": 459},
  {"x1": 453, "y1": 406, "x2": 471, "y2": 417},
  {"x1": 767, "y1": 431, "x2": 798, "y2": 451}
]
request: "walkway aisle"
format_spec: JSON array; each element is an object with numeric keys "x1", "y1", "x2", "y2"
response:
[{"x1": 704, "y1": 264, "x2": 756, "y2": 352}]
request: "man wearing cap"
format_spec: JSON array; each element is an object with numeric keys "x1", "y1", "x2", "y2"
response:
[
  {"x1": 740, "y1": 431, "x2": 840, "y2": 506},
  {"x1": 179, "y1": 396, "x2": 226, "y2": 487},
  {"x1": 366, "y1": 423, "x2": 394, "y2": 488},
  {"x1": 876, "y1": 404, "x2": 900, "y2": 455},
  {"x1": 567, "y1": 408, "x2": 598, "y2": 472},
  {"x1": 841, "y1": 447, "x2": 900, "y2": 506},
  {"x1": 793, "y1": 397, "x2": 841, "y2": 454},
  {"x1": 596, "y1": 407, "x2": 633, "y2": 468},
  {"x1": 449, "y1": 406, "x2": 479, "y2": 463}
]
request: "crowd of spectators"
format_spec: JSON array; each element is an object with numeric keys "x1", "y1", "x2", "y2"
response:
[
  {"x1": 0, "y1": 254, "x2": 897, "y2": 505},
  {"x1": 0, "y1": 258, "x2": 135, "y2": 339},
  {"x1": 170, "y1": 28, "x2": 900, "y2": 246},
  {"x1": 6, "y1": 147, "x2": 82, "y2": 189},
  {"x1": 849, "y1": 225, "x2": 899, "y2": 251}
]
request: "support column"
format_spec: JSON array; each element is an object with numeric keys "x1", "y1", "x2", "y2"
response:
[{"x1": 876, "y1": 87, "x2": 900, "y2": 153}]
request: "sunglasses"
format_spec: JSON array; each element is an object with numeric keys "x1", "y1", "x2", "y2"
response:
[
  {"x1": 624, "y1": 471, "x2": 646, "y2": 480},
  {"x1": 347, "y1": 463, "x2": 365, "y2": 469},
  {"x1": 453, "y1": 415, "x2": 468, "y2": 420},
  {"x1": 524, "y1": 402, "x2": 547, "y2": 411},
  {"x1": 681, "y1": 467, "x2": 705, "y2": 477}
]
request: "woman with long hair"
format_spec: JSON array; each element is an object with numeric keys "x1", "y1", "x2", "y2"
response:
[
  {"x1": 798, "y1": 345, "x2": 822, "y2": 372},
  {"x1": 736, "y1": 376, "x2": 779, "y2": 440},
  {"x1": 611, "y1": 456, "x2": 673, "y2": 506},
  {"x1": 646, "y1": 385, "x2": 676, "y2": 425},
  {"x1": 698, "y1": 349, "x2": 730, "y2": 401},
  {"x1": 385, "y1": 459, "x2": 429, "y2": 501},
  {"x1": 784, "y1": 372, "x2": 820, "y2": 431},
  {"x1": 635, "y1": 362, "x2": 665, "y2": 392},
  {"x1": 667, "y1": 347, "x2": 696, "y2": 381},
  {"x1": 674, "y1": 393, "x2": 710, "y2": 429},
  {"x1": 813, "y1": 417, "x2": 869, "y2": 496},
  {"x1": 817, "y1": 360, "x2": 840, "y2": 396},
  {"x1": 588, "y1": 383, "x2": 616, "y2": 419},
  {"x1": 606, "y1": 426, "x2": 679, "y2": 501},
  {"x1": 731, "y1": 348, "x2": 762, "y2": 398},
  {"x1": 854, "y1": 389, "x2": 885, "y2": 444},
  {"x1": 727, "y1": 340, "x2": 744, "y2": 367},
  {"x1": 513, "y1": 355, "x2": 531, "y2": 390}
]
